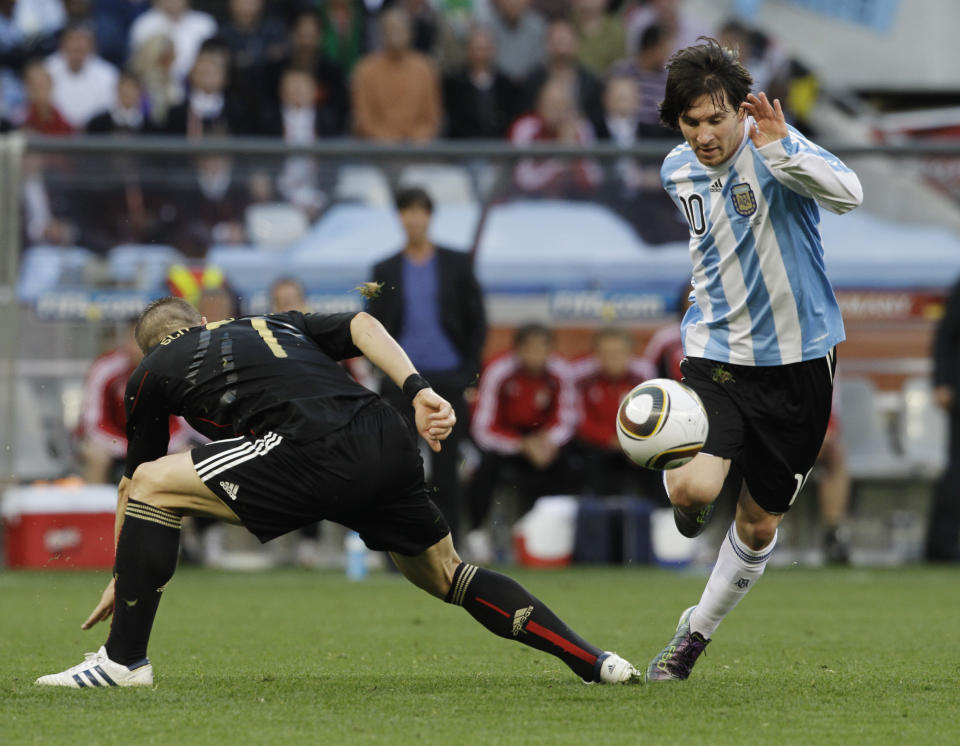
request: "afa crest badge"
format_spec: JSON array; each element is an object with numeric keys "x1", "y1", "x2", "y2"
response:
[{"x1": 731, "y1": 183, "x2": 757, "y2": 217}]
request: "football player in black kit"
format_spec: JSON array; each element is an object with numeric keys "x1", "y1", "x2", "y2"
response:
[{"x1": 37, "y1": 297, "x2": 641, "y2": 688}]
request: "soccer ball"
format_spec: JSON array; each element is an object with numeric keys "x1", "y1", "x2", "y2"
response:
[{"x1": 616, "y1": 378, "x2": 709, "y2": 470}]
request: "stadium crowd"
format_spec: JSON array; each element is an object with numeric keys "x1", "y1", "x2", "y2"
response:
[
  {"x1": 8, "y1": 0, "x2": 825, "y2": 252},
  {"x1": 0, "y1": 0, "x2": 813, "y2": 141}
]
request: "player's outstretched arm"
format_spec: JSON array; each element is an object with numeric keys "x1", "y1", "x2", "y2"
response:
[{"x1": 349, "y1": 312, "x2": 456, "y2": 451}]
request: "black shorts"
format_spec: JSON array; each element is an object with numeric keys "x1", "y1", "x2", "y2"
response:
[
  {"x1": 190, "y1": 400, "x2": 450, "y2": 555},
  {"x1": 680, "y1": 349, "x2": 836, "y2": 514}
]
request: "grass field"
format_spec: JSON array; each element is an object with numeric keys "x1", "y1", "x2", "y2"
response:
[{"x1": 2, "y1": 564, "x2": 958, "y2": 745}]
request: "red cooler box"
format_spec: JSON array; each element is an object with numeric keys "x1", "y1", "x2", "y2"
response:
[{"x1": 2, "y1": 485, "x2": 116, "y2": 569}]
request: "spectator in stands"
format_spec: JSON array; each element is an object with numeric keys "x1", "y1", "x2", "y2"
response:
[
  {"x1": 317, "y1": 0, "x2": 367, "y2": 75},
  {"x1": 609, "y1": 22, "x2": 672, "y2": 127},
  {"x1": 86, "y1": 71, "x2": 150, "y2": 134},
  {"x1": 523, "y1": 18, "x2": 602, "y2": 125},
  {"x1": 624, "y1": 0, "x2": 712, "y2": 58},
  {"x1": 0, "y1": 0, "x2": 30, "y2": 126},
  {"x1": 571, "y1": 327, "x2": 659, "y2": 498},
  {"x1": 442, "y1": 24, "x2": 521, "y2": 139},
  {"x1": 216, "y1": 0, "x2": 288, "y2": 122},
  {"x1": 262, "y1": 67, "x2": 338, "y2": 214},
  {"x1": 129, "y1": 32, "x2": 184, "y2": 128},
  {"x1": 509, "y1": 76, "x2": 601, "y2": 196},
  {"x1": 571, "y1": 0, "x2": 624, "y2": 76},
  {"x1": 263, "y1": 66, "x2": 344, "y2": 139},
  {"x1": 592, "y1": 72, "x2": 672, "y2": 143},
  {"x1": 488, "y1": 0, "x2": 546, "y2": 86},
  {"x1": 351, "y1": 7, "x2": 441, "y2": 142},
  {"x1": 45, "y1": 23, "x2": 118, "y2": 130},
  {"x1": 77, "y1": 320, "x2": 192, "y2": 484},
  {"x1": 927, "y1": 276, "x2": 960, "y2": 562},
  {"x1": 263, "y1": 10, "x2": 348, "y2": 132},
  {"x1": 22, "y1": 59, "x2": 73, "y2": 134},
  {"x1": 367, "y1": 186, "x2": 487, "y2": 541},
  {"x1": 163, "y1": 43, "x2": 247, "y2": 135},
  {"x1": 129, "y1": 0, "x2": 217, "y2": 82},
  {"x1": 466, "y1": 323, "x2": 577, "y2": 549},
  {"x1": 92, "y1": 0, "x2": 151, "y2": 67},
  {"x1": 150, "y1": 154, "x2": 248, "y2": 257}
]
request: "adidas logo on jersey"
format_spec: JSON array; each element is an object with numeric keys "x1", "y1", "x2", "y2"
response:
[
  {"x1": 512, "y1": 605, "x2": 534, "y2": 637},
  {"x1": 219, "y1": 481, "x2": 240, "y2": 501},
  {"x1": 709, "y1": 178, "x2": 723, "y2": 192}
]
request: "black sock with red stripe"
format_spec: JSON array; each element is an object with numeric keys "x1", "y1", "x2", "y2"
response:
[
  {"x1": 105, "y1": 500, "x2": 182, "y2": 666},
  {"x1": 445, "y1": 562, "x2": 603, "y2": 681}
]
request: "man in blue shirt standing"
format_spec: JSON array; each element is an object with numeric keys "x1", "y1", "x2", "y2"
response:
[
  {"x1": 368, "y1": 187, "x2": 487, "y2": 541},
  {"x1": 646, "y1": 38, "x2": 862, "y2": 682}
]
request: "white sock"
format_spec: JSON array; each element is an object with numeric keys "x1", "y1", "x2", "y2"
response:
[{"x1": 689, "y1": 522, "x2": 777, "y2": 639}]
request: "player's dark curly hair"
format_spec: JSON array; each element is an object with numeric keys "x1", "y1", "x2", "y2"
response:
[
  {"x1": 658, "y1": 37, "x2": 753, "y2": 130},
  {"x1": 135, "y1": 296, "x2": 202, "y2": 352}
]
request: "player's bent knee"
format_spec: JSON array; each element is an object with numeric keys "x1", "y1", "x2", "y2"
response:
[
  {"x1": 667, "y1": 477, "x2": 716, "y2": 510},
  {"x1": 738, "y1": 518, "x2": 779, "y2": 550}
]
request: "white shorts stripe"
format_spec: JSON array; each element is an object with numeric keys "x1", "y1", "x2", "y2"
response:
[
  {"x1": 195, "y1": 442, "x2": 256, "y2": 479},
  {"x1": 193, "y1": 436, "x2": 252, "y2": 470},
  {"x1": 195, "y1": 433, "x2": 283, "y2": 481}
]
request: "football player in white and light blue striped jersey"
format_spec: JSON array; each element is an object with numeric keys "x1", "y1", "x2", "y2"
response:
[{"x1": 645, "y1": 38, "x2": 863, "y2": 683}]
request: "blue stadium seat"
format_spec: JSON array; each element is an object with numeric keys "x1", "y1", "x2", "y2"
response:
[
  {"x1": 474, "y1": 200, "x2": 666, "y2": 292},
  {"x1": 107, "y1": 244, "x2": 184, "y2": 291},
  {"x1": 18, "y1": 245, "x2": 97, "y2": 303}
]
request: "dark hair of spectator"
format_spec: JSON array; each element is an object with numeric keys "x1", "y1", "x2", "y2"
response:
[
  {"x1": 638, "y1": 23, "x2": 664, "y2": 54},
  {"x1": 594, "y1": 326, "x2": 634, "y2": 348},
  {"x1": 395, "y1": 186, "x2": 434, "y2": 213},
  {"x1": 513, "y1": 323, "x2": 554, "y2": 348},
  {"x1": 135, "y1": 296, "x2": 202, "y2": 352},
  {"x1": 658, "y1": 37, "x2": 753, "y2": 130},
  {"x1": 118, "y1": 70, "x2": 141, "y2": 86}
]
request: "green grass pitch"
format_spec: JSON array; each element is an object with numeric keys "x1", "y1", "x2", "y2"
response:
[{"x1": 2, "y1": 565, "x2": 958, "y2": 745}]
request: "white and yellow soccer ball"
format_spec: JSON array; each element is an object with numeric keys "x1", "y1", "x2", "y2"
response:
[{"x1": 616, "y1": 378, "x2": 709, "y2": 470}]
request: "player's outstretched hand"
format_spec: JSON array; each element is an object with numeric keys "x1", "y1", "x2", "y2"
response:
[
  {"x1": 740, "y1": 92, "x2": 788, "y2": 148},
  {"x1": 82, "y1": 577, "x2": 116, "y2": 630},
  {"x1": 413, "y1": 388, "x2": 456, "y2": 453}
]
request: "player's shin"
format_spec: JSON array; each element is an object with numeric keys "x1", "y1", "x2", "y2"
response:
[
  {"x1": 104, "y1": 499, "x2": 182, "y2": 665},
  {"x1": 689, "y1": 522, "x2": 777, "y2": 639},
  {"x1": 444, "y1": 562, "x2": 605, "y2": 681}
]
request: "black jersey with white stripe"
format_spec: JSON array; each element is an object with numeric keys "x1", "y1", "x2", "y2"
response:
[{"x1": 123, "y1": 311, "x2": 379, "y2": 477}]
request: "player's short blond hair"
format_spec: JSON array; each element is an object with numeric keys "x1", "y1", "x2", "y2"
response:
[{"x1": 135, "y1": 296, "x2": 201, "y2": 352}]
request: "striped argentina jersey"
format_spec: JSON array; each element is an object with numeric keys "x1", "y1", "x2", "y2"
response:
[{"x1": 662, "y1": 118, "x2": 863, "y2": 366}]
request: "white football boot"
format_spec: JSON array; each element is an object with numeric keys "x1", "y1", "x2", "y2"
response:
[
  {"x1": 583, "y1": 651, "x2": 644, "y2": 685},
  {"x1": 36, "y1": 646, "x2": 153, "y2": 688}
]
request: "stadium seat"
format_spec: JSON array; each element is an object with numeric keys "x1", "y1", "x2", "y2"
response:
[
  {"x1": 0, "y1": 378, "x2": 66, "y2": 481},
  {"x1": 17, "y1": 245, "x2": 97, "y2": 303},
  {"x1": 107, "y1": 244, "x2": 183, "y2": 291},
  {"x1": 835, "y1": 377, "x2": 912, "y2": 480},
  {"x1": 205, "y1": 245, "x2": 279, "y2": 296},
  {"x1": 900, "y1": 376, "x2": 948, "y2": 477},
  {"x1": 474, "y1": 200, "x2": 669, "y2": 292},
  {"x1": 332, "y1": 165, "x2": 393, "y2": 207},
  {"x1": 398, "y1": 164, "x2": 477, "y2": 204},
  {"x1": 245, "y1": 203, "x2": 309, "y2": 249}
]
